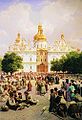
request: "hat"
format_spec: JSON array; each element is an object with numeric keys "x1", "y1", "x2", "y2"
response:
[
  {"x1": 18, "y1": 92, "x2": 22, "y2": 95},
  {"x1": 24, "y1": 90, "x2": 29, "y2": 95}
]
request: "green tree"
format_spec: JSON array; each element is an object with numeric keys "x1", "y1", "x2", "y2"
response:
[
  {"x1": 50, "y1": 51, "x2": 82, "y2": 74},
  {"x1": 59, "y1": 55, "x2": 67, "y2": 72},
  {"x1": 51, "y1": 59, "x2": 62, "y2": 72},
  {"x1": 63, "y1": 51, "x2": 80, "y2": 74},
  {"x1": 78, "y1": 52, "x2": 82, "y2": 73},
  {"x1": 2, "y1": 52, "x2": 23, "y2": 74}
]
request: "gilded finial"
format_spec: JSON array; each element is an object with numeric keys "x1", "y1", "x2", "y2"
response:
[
  {"x1": 38, "y1": 23, "x2": 42, "y2": 32},
  {"x1": 18, "y1": 33, "x2": 20, "y2": 38},
  {"x1": 61, "y1": 33, "x2": 64, "y2": 40},
  {"x1": 16, "y1": 33, "x2": 21, "y2": 43}
]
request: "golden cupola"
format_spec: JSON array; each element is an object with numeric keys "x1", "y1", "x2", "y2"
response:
[
  {"x1": 16, "y1": 33, "x2": 21, "y2": 43},
  {"x1": 34, "y1": 24, "x2": 46, "y2": 41}
]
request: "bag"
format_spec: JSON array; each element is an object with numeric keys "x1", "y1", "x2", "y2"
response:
[{"x1": 1, "y1": 105, "x2": 9, "y2": 111}]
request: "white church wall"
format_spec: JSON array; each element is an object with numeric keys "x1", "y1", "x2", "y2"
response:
[
  {"x1": 48, "y1": 64, "x2": 51, "y2": 72},
  {"x1": 23, "y1": 63, "x2": 36, "y2": 72},
  {"x1": 23, "y1": 52, "x2": 36, "y2": 62}
]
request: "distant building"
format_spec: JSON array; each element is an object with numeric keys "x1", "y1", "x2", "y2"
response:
[{"x1": 9, "y1": 24, "x2": 75, "y2": 72}]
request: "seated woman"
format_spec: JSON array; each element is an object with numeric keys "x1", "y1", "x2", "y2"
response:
[
  {"x1": 74, "y1": 90, "x2": 82, "y2": 102},
  {"x1": 6, "y1": 92, "x2": 20, "y2": 110},
  {"x1": 16, "y1": 92, "x2": 23, "y2": 103},
  {"x1": 24, "y1": 90, "x2": 37, "y2": 105},
  {"x1": 68, "y1": 101, "x2": 80, "y2": 118}
]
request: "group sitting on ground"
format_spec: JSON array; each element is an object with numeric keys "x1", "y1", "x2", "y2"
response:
[
  {"x1": 0, "y1": 72, "x2": 40, "y2": 111},
  {"x1": 0, "y1": 89, "x2": 38, "y2": 111},
  {"x1": 49, "y1": 79, "x2": 82, "y2": 119}
]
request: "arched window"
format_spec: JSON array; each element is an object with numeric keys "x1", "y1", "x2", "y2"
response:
[
  {"x1": 30, "y1": 66, "x2": 32, "y2": 69},
  {"x1": 30, "y1": 57, "x2": 32, "y2": 61}
]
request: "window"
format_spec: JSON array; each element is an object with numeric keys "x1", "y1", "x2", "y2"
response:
[
  {"x1": 30, "y1": 57, "x2": 32, "y2": 61},
  {"x1": 30, "y1": 66, "x2": 32, "y2": 69}
]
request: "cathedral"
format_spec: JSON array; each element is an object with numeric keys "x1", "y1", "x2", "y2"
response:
[{"x1": 9, "y1": 24, "x2": 74, "y2": 72}]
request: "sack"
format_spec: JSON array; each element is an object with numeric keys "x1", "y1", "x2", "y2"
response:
[
  {"x1": 1, "y1": 105, "x2": 9, "y2": 111},
  {"x1": 60, "y1": 97, "x2": 66, "y2": 104}
]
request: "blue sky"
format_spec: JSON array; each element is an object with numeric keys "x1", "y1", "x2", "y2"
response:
[
  {"x1": 0, "y1": 0, "x2": 43, "y2": 10},
  {"x1": 0, "y1": 0, "x2": 82, "y2": 55}
]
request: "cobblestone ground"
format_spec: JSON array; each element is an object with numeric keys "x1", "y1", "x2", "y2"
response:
[{"x1": 0, "y1": 80, "x2": 81, "y2": 120}]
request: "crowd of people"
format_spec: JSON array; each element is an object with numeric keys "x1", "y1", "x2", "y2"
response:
[
  {"x1": 0, "y1": 72, "x2": 82, "y2": 119},
  {"x1": 0, "y1": 72, "x2": 44, "y2": 111},
  {"x1": 0, "y1": 72, "x2": 55, "y2": 111},
  {"x1": 49, "y1": 78, "x2": 82, "y2": 118}
]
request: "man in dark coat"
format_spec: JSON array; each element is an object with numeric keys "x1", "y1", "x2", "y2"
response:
[{"x1": 49, "y1": 89, "x2": 55, "y2": 112}]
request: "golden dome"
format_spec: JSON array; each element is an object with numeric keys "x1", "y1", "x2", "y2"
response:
[
  {"x1": 16, "y1": 33, "x2": 21, "y2": 43},
  {"x1": 34, "y1": 24, "x2": 46, "y2": 41}
]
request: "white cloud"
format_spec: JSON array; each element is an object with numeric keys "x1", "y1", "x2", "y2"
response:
[
  {"x1": 0, "y1": 2, "x2": 36, "y2": 55},
  {"x1": 39, "y1": 0, "x2": 82, "y2": 49},
  {"x1": 0, "y1": 0, "x2": 82, "y2": 56}
]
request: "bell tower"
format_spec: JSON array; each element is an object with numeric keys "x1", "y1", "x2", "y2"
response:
[{"x1": 34, "y1": 24, "x2": 48, "y2": 72}]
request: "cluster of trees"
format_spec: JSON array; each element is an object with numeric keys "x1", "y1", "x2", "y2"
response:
[
  {"x1": 1, "y1": 52, "x2": 23, "y2": 74},
  {"x1": 51, "y1": 51, "x2": 82, "y2": 74},
  {"x1": 0, "y1": 51, "x2": 82, "y2": 74}
]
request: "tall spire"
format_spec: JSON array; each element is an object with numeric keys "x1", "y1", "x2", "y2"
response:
[
  {"x1": 61, "y1": 33, "x2": 64, "y2": 40},
  {"x1": 16, "y1": 33, "x2": 21, "y2": 43},
  {"x1": 38, "y1": 23, "x2": 43, "y2": 33}
]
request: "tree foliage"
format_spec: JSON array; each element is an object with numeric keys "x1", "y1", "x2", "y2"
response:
[
  {"x1": 51, "y1": 51, "x2": 82, "y2": 74},
  {"x1": 2, "y1": 52, "x2": 23, "y2": 74},
  {"x1": 51, "y1": 59, "x2": 61, "y2": 72}
]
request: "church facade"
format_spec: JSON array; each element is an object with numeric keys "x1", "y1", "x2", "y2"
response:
[{"x1": 9, "y1": 24, "x2": 74, "y2": 72}]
